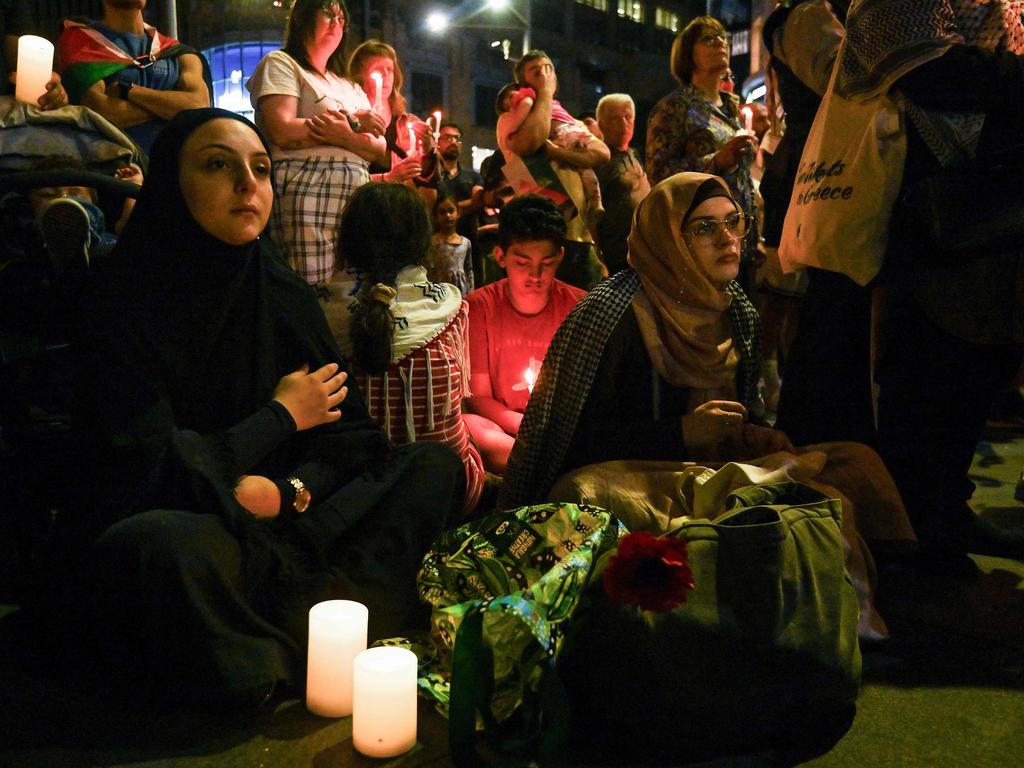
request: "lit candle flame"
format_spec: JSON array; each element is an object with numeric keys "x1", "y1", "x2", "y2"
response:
[
  {"x1": 369, "y1": 71, "x2": 383, "y2": 113},
  {"x1": 524, "y1": 366, "x2": 537, "y2": 393}
]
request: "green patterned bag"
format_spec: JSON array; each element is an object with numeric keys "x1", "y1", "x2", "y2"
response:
[{"x1": 417, "y1": 502, "x2": 622, "y2": 765}]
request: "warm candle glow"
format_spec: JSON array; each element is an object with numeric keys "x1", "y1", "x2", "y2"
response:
[
  {"x1": 306, "y1": 600, "x2": 367, "y2": 717},
  {"x1": 524, "y1": 366, "x2": 537, "y2": 393},
  {"x1": 407, "y1": 124, "x2": 417, "y2": 158},
  {"x1": 15, "y1": 35, "x2": 54, "y2": 106},
  {"x1": 369, "y1": 71, "x2": 383, "y2": 112},
  {"x1": 352, "y1": 647, "x2": 418, "y2": 758},
  {"x1": 741, "y1": 106, "x2": 753, "y2": 133},
  {"x1": 431, "y1": 110, "x2": 442, "y2": 139}
]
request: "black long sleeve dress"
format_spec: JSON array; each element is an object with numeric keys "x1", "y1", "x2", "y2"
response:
[{"x1": 59, "y1": 109, "x2": 465, "y2": 709}]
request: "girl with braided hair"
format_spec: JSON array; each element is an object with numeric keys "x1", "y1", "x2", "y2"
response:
[{"x1": 320, "y1": 183, "x2": 485, "y2": 514}]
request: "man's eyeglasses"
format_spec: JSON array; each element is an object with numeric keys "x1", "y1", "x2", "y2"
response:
[
  {"x1": 438, "y1": 135, "x2": 463, "y2": 143},
  {"x1": 683, "y1": 211, "x2": 750, "y2": 244},
  {"x1": 699, "y1": 32, "x2": 730, "y2": 47}
]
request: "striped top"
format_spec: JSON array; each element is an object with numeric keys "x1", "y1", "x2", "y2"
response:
[{"x1": 356, "y1": 302, "x2": 484, "y2": 515}]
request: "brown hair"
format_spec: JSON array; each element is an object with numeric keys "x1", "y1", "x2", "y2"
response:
[
  {"x1": 513, "y1": 49, "x2": 551, "y2": 84},
  {"x1": 348, "y1": 39, "x2": 407, "y2": 116},
  {"x1": 670, "y1": 16, "x2": 727, "y2": 85},
  {"x1": 340, "y1": 183, "x2": 432, "y2": 374},
  {"x1": 282, "y1": 0, "x2": 350, "y2": 77}
]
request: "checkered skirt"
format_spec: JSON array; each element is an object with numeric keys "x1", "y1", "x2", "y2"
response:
[{"x1": 270, "y1": 155, "x2": 370, "y2": 285}]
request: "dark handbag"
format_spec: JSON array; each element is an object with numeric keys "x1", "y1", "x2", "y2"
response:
[
  {"x1": 898, "y1": 146, "x2": 1024, "y2": 258},
  {"x1": 558, "y1": 483, "x2": 862, "y2": 765}
]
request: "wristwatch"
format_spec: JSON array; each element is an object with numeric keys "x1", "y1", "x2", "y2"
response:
[
  {"x1": 119, "y1": 77, "x2": 134, "y2": 100},
  {"x1": 287, "y1": 476, "x2": 311, "y2": 513}
]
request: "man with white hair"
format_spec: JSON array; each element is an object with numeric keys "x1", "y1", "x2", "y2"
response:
[{"x1": 594, "y1": 93, "x2": 650, "y2": 273}]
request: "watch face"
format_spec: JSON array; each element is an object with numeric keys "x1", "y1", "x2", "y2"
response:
[{"x1": 289, "y1": 477, "x2": 311, "y2": 513}]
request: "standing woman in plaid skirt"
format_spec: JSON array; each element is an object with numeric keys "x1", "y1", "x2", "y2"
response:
[{"x1": 247, "y1": 0, "x2": 386, "y2": 285}]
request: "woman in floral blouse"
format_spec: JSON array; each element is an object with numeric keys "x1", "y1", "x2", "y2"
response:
[{"x1": 645, "y1": 16, "x2": 759, "y2": 275}]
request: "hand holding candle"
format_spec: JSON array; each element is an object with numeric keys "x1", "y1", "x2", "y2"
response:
[{"x1": 15, "y1": 36, "x2": 54, "y2": 107}]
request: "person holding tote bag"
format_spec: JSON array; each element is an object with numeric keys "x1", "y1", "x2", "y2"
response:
[{"x1": 836, "y1": 0, "x2": 1024, "y2": 576}]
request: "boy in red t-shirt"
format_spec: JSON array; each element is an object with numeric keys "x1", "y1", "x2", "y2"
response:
[{"x1": 465, "y1": 195, "x2": 587, "y2": 474}]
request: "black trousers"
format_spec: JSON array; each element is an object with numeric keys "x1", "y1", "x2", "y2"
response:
[
  {"x1": 775, "y1": 267, "x2": 877, "y2": 447},
  {"x1": 79, "y1": 441, "x2": 464, "y2": 708},
  {"x1": 875, "y1": 289, "x2": 1023, "y2": 554}
]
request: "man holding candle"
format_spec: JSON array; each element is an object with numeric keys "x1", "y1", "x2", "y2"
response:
[
  {"x1": 57, "y1": 0, "x2": 211, "y2": 153},
  {"x1": 464, "y1": 195, "x2": 586, "y2": 474},
  {"x1": 2, "y1": 1, "x2": 68, "y2": 109}
]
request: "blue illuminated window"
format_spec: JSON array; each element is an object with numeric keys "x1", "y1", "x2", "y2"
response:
[{"x1": 202, "y1": 40, "x2": 284, "y2": 119}]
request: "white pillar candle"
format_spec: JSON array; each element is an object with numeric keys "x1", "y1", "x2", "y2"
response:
[
  {"x1": 369, "y1": 71, "x2": 383, "y2": 113},
  {"x1": 431, "y1": 110, "x2": 442, "y2": 140},
  {"x1": 306, "y1": 600, "x2": 367, "y2": 717},
  {"x1": 741, "y1": 106, "x2": 753, "y2": 133},
  {"x1": 352, "y1": 646, "x2": 418, "y2": 758},
  {"x1": 407, "y1": 124, "x2": 417, "y2": 157},
  {"x1": 15, "y1": 35, "x2": 54, "y2": 106}
]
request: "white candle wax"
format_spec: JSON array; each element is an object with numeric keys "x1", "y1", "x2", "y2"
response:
[
  {"x1": 741, "y1": 106, "x2": 753, "y2": 133},
  {"x1": 306, "y1": 600, "x2": 367, "y2": 717},
  {"x1": 352, "y1": 647, "x2": 418, "y2": 758},
  {"x1": 407, "y1": 124, "x2": 417, "y2": 157},
  {"x1": 432, "y1": 110, "x2": 442, "y2": 140},
  {"x1": 369, "y1": 72, "x2": 383, "y2": 113},
  {"x1": 15, "y1": 35, "x2": 54, "y2": 106}
]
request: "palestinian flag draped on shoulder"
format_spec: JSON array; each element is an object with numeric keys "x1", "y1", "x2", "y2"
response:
[{"x1": 58, "y1": 20, "x2": 209, "y2": 105}]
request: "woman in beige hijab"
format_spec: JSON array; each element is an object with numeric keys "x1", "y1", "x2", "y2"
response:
[
  {"x1": 502, "y1": 172, "x2": 783, "y2": 506},
  {"x1": 502, "y1": 171, "x2": 915, "y2": 639}
]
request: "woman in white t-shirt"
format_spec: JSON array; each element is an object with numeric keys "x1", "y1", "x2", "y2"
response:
[{"x1": 247, "y1": 0, "x2": 386, "y2": 285}]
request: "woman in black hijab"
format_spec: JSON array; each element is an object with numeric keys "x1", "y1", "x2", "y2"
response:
[{"x1": 69, "y1": 108, "x2": 464, "y2": 709}]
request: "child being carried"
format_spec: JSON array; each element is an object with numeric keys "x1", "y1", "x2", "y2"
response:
[{"x1": 497, "y1": 83, "x2": 604, "y2": 229}]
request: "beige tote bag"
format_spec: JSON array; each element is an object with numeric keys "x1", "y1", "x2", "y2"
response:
[{"x1": 779, "y1": 37, "x2": 906, "y2": 287}]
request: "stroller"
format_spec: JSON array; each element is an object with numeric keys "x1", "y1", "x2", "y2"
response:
[{"x1": 0, "y1": 97, "x2": 143, "y2": 601}]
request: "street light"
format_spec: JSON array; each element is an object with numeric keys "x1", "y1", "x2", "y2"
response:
[
  {"x1": 426, "y1": 11, "x2": 449, "y2": 34},
  {"x1": 425, "y1": 0, "x2": 531, "y2": 57}
]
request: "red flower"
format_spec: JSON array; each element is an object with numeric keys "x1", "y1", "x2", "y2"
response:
[{"x1": 602, "y1": 531, "x2": 695, "y2": 613}]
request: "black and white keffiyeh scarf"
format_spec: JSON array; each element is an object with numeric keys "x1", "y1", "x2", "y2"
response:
[{"x1": 838, "y1": 0, "x2": 1024, "y2": 165}]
